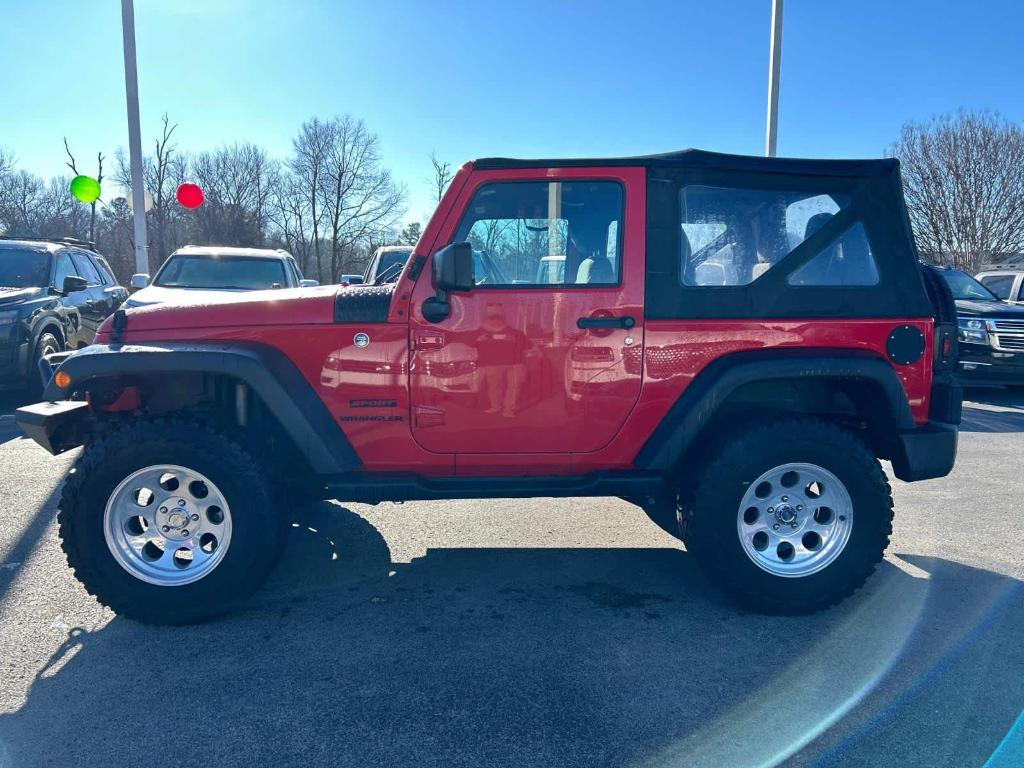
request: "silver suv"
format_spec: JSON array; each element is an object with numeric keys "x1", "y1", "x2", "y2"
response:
[{"x1": 976, "y1": 269, "x2": 1024, "y2": 304}]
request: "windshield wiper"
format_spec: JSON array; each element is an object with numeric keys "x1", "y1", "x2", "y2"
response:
[{"x1": 374, "y1": 262, "x2": 404, "y2": 285}]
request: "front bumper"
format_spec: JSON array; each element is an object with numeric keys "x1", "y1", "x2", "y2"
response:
[
  {"x1": 955, "y1": 341, "x2": 1024, "y2": 387},
  {"x1": 15, "y1": 400, "x2": 91, "y2": 455},
  {"x1": 0, "y1": 340, "x2": 31, "y2": 389}
]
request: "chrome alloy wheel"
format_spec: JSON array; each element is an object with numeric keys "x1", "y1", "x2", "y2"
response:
[
  {"x1": 737, "y1": 462, "x2": 853, "y2": 578},
  {"x1": 104, "y1": 464, "x2": 232, "y2": 586}
]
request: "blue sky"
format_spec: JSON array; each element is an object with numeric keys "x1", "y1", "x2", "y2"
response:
[{"x1": 2, "y1": 0, "x2": 1023, "y2": 224}]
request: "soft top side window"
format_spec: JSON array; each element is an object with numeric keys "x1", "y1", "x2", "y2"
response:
[
  {"x1": 679, "y1": 186, "x2": 852, "y2": 286},
  {"x1": 788, "y1": 222, "x2": 880, "y2": 287},
  {"x1": 452, "y1": 180, "x2": 624, "y2": 288}
]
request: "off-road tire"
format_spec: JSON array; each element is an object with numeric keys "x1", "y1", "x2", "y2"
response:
[
  {"x1": 28, "y1": 331, "x2": 61, "y2": 398},
  {"x1": 58, "y1": 418, "x2": 286, "y2": 624},
  {"x1": 686, "y1": 417, "x2": 893, "y2": 614}
]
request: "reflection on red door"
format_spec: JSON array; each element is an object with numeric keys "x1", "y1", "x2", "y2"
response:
[{"x1": 408, "y1": 166, "x2": 646, "y2": 455}]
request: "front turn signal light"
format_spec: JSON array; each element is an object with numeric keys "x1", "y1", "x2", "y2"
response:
[{"x1": 54, "y1": 371, "x2": 72, "y2": 389}]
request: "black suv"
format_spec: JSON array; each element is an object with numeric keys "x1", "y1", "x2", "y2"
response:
[
  {"x1": 0, "y1": 237, "x2": 127, "y2": 393},
  {"x1": 936, "y1": 266, "x2": 1024, "y2": 387}
]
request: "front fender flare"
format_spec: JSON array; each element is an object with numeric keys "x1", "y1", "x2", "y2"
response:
[{"x1": 41, "y1": 341, "x2": 360, "y2": 474}]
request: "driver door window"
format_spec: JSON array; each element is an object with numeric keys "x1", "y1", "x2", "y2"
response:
[
  {"x1": 53, "y1": 252, "x2": 78, "y2": 290},
  {"x1": 452, "y1": 181, "x2": 623, "y2": 287}
]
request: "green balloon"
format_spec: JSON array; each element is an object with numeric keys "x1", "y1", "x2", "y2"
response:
[{"x1": 70, "y1": 175, "x2": 101, "y2": 204}]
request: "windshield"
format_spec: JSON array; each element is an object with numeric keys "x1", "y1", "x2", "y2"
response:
[
  {"x1": 154, "y1": 256, "x2": 287, "y2": 290},
  {"x1": 0, "y1": 248, "x2": 50, "y2": 289},
  {"x1": 941, "y1": 269, "x2": 1001, "y2": 301},
  {"x1": 377, "y1": 250, "x2": 410, "y2": 276}
]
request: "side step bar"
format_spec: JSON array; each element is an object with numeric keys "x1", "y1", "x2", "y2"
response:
[{"x1": 324, "y1": 471, "x2": 670, "y2": 504}]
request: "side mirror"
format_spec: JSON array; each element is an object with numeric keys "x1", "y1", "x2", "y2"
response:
[
  {"x1": 61, "y1": 275, "x2": 88, "y2": 296},
  {"x1": 299, "y1": 279, "x2": 320, "y2": 288},
  {"x1": 422, "y1": 242, "x2": 474, "y2": 323},
  {"x1": 433, "y1": 242, "x2": 474, "y2": 292},
  {"x1": 130, "y1": 273, "x2": 150, "y2": 290}
]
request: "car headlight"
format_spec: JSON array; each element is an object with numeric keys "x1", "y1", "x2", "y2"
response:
[
  {"x1": 0, "y1": 310, "x2": 20, "y2": 326},
  {"x1": 958, "y1": 318, "x2": 989, "y2": 344}
]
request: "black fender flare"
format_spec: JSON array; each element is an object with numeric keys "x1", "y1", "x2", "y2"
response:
[
  {"x1": 43, "y1": 341, "x2": 360, "y2": 475},
  {"x1": 31, "y1": 314, "x2": 67, "y2": 348},
  {"x1": 22, "y1": 312, "x2": 66, "y2": 378},
  {"x1": 634, "y1": 349, "x2": 916, "y2": 470}
]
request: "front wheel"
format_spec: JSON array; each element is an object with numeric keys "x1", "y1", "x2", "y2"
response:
[
  {"x1": 58, "y1": 419, "x2": 286, "y2": 624},
  {"x1": 28, "y1": 331, "x2": 62, "y2": 397},
  {"x1": 686, "y1": 418, "x2": 893, "y2": 614}
]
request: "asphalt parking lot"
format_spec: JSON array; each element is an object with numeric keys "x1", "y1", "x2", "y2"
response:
[{"x1": 0, "y1": 391, "x2": 1022, "y2": 768}]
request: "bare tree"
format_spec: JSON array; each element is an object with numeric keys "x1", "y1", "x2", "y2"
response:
[
  {"x1": 0, "y1": 171, "x2": 45, "y2": 235},
  {"x1": 149, "y1": 113, "x2": 180, "y2": 268},
  {"x1": 269, "y1": 173, "x2": 313, "y2": 272},
  {"x1": 0, "y1": 147, "x2": 16, "y2": 224},
  {"x1": 189, "y1": 144, "x2": 279, "y2": 249},
  {"x1": 63, "y1": 138, "x2": 104, "y2": 244},
  {"x1": 114, "y1": 115, "x2": 192, "y2": 273},
  {"x1": 428, "y1": 151, "x2": 453, "y2": 202},
  {"x1": 290, "y1": 118, "x2": 334, "y2": 279},
  {"x1": 318, "y1": 116, "x2": 406, "y2": 279},
  {"x1": 891, "y1": 111, "x2": 1024, "y2": 272}
]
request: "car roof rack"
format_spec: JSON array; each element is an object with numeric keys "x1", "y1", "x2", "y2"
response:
[{"x1": 0, "y1": 235, "x2": 97, "y2": 249}]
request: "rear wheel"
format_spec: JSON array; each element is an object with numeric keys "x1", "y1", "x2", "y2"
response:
[
  {"x1": 686, "y1": 418, "x2": 892, "y2": 614},
  {"x1": 59, "y1": 419, "x2": 286, "y2": 624}
]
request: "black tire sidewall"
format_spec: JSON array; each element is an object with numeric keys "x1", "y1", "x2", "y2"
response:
[
  {"x1": 29, "y1": 332, "x2": 61, "y2": 396},
  {"x1": 61, "y1": 422, "x2": 283, "y2": 622}
]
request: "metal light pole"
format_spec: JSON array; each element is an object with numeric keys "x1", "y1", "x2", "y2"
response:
[
  {"x1": 765, "y1": 0, "x2": 784, "y2": 157},
  {"x1": 121, "y1": 0, "x2": 148, "y2": 274}
]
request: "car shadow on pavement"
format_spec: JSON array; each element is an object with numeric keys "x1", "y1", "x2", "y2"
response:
[
  {"x1": 0, "y1": 392, "x2": 29, "y2": 445},
  {"x1": 0, "y1": 502, "x2": 1021, "y2": 768},
  {"x1": 960, "y1": 388, "x2": 1024, "y2": 432}
]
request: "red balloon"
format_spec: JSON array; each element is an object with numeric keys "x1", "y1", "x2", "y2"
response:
[{"x1": 176, "y1": 182, "x2": 204, "y2": 209}]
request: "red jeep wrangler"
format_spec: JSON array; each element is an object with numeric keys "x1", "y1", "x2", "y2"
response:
[{"x1": 17, "y1": 150, "x2": 961, "y2": 624}]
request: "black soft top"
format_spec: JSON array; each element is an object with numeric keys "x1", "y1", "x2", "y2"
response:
[
  {"x1": 474, "y1": 149, "x2": 897, "y2": 178},
  {"x1": 477, "y1": 148, "x2": 931, "y2": 320}
]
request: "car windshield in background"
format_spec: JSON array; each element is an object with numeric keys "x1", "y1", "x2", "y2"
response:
[
  {"x1": 155, "y1": 256, "x2": 287, "y2": 290},
  {"x1": 941, "y1": 269, "x2": 1000, "y2": 301},
  {"x1": 379, "y1": 251, "x2": 408, "y2": 275},
  {"x1": 0, "y1": 249, "x2": 49, "y2": 288}
]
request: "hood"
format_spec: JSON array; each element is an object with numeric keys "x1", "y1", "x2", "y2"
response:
[
  {"x1": 112, "y1": 285, "x2": 341, "y2": 335},
  {"x1": 0, "y1": 286, "x2": 44, "y2": 307},
  {"x1": 954, "y1": 298, "x2": 1024, "y2": 319},
  {"x1": 124, "y1": 284, "x2": 256, "y2": 308}
]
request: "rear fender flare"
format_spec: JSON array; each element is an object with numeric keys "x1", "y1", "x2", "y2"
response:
[{"x1": 635, "y1": 349, "x2": 916, "y2": 470}]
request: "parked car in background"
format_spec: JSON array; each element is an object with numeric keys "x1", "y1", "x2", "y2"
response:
[
  {"x1": 0, "y1": 237, "x2": 127, "y2": 393},
  {"x1": 975, "y1": 269, "x2": 1024, "y2": 304},
  {"x1": 362, "y1": 245, "x2": 413, "y2": 284},
  {"x1": 339, "y1": 274, "x2": 364, "y2": 285},
  {"x1": 126, "y1": 246, "x2": 316, "y2": 307},
  {"x1": 937, "y1": 266, "x2": 1024, "y2": 387}
]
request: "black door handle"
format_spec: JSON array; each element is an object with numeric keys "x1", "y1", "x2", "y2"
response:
[{"x1": 577, "y1": 315, "x2": 635, "y2": 330}]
